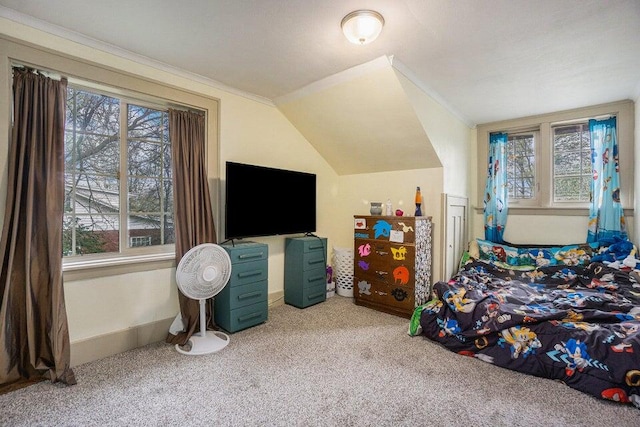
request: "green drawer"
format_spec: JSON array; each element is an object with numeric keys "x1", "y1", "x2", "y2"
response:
[
  {"x1": 215, "y1": 300, "x2": 268, "y2": 333},
  {"x1": 227, "y1": 259, "x2": 268, "y2": 287},
  {"x1": 284, "y1": 236, "x2": 327, "y2": 309},
  {"x1": 302, "y1": 251, "x2": 326, "y2": 272},
  {"x1": 285, "y1": 280, "x2": 326, "y2": 308},
  {"x1": 223, "y1": 243, "x2": 268, "y2": 264},
  {"x1": 302, "y1": 239, "x2": 327, "y2": 253},
  {"x1": 301, "y1": 282, "x2": 327, "y2": 307},
  {"x1": 301, "y1": 268, "x2": 327, "y2": 289},
  {"x1": 215, "y1": 280, "x2": 267, "y2": 311}
]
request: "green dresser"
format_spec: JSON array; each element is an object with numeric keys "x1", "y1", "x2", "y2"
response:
[
  {"x1": 214, "y1": 242, "x2": 268, "y2": 333},
  {"x1": 284, "y1": 236, "x2": 327, "y2": 308}
]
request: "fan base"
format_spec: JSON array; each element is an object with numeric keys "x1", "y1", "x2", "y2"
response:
[{"x1": 175, "y1": 330, "x2": 230, "y2": 355}]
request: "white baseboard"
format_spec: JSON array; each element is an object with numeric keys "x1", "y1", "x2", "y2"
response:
[
  {"x1": 269, "y1": 290, "x2": 284, "y2": 307},
  {"x1": 70, "y1": 317, "x2": 174, "y2": 367},
  {"x1": 71, "y1": 291, "x2": 285, "y2": 366}
]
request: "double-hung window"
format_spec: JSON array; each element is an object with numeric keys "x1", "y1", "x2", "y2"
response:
[
  {"x1": 552, "y1": 123, "x2": 591, "y2": 203},
  {"x1": 504, "y1": 124, "x2": 591, "y2": 206},
  {"x1": 477, "y1": 101, "x2": 633, "y2": 213},
  {"x1": 64, "y1": 86, "x2": 174, "y2": 258},
  {"x1": 506, "y1": 131, "x2": 537, "y2": 201}
]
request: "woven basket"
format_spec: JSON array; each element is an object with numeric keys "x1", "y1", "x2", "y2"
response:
[{"x1": 332, "y1": 247, "x2": 354, "y2": 297}]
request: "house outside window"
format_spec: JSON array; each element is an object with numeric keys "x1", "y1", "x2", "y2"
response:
[
  {"x1": 130, "y1": 236, "x2": 152, "y2": 247},
  {"x1": 64, "y1": 86, "x2": 174, "y2": 257}
]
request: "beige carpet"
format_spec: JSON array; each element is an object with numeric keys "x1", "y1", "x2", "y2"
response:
[{"x1": 1, "y1": 296, "x2": 639, "y2": 426}]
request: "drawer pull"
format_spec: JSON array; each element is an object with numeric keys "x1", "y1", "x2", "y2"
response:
[
  {"x1": 238, "y1": 270, "x2": 262, "y2": 278},
  {"x1": 238, "y1": 252, "x2": 264, "y2": 260},
  {"x1": 309, "y1": 244, "x2": 324, "y2": 250},
  {"x1": 238, "y1": 291, "x2": 262, "y2": 300},
  {"x1": 307, "y1": 275, "x2": 325, "y2": 282},
  {"x1": 307, "y1": 259, "x2": 324, "y2": 265},
  {"x1": 238, "y1": 312, "x2": 263, "y2": 322},
  {"x1": 307, "y1": 292, "x2": 325, "y2": 300}
]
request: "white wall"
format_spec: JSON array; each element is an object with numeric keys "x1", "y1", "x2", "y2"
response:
[
  {"x1": 394, "y1": 70, "x2": 474, "y2": 198},
  {"x1": 217, "y1": 91, "x2": 339, "y2": 301},
  {"x1": 392, "y1": 70, "x2": 474, "y2": 281},
  {"x1": 334, "y1": 168, "x2": 445, "y2": 281}
]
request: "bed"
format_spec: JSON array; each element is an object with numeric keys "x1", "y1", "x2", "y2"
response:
[{"x1": 409, "y1": 237, "x2": 640, "y2": 408}]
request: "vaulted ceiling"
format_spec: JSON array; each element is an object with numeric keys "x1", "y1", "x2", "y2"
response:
[{"x1": 1, "y1": 0, "x2": 638, "y2": 126}]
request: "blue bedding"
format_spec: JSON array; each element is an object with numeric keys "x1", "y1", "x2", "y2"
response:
[{"x1": 409, "y1": 259, "x2": 640, "y2": 408}]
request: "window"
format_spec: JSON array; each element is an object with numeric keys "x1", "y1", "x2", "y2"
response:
[
  {"x1": 505, "y1": 125, "x2": 591, "y2": 204},
  {"x1": 552, "y1": 123, "x2": 591, "y2": 203},
  {"x1": 476, "y1": 100, "x2": 633, "y2": 213},
  {"x1": 63, "y1": 86, "x2": 174, "y2": 257},
  {"x1": 506, "y1": 132, "x2": 536, "y2": 200},
  {"x1": 130, "y1": 236, "x2": 152, "y2": 247}
]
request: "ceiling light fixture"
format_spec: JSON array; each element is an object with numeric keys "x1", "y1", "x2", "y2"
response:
[{"x1": 341, "y1": 10, "x2": 385, "y2": 45}]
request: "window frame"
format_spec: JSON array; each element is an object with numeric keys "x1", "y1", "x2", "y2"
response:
[
  {"x1": 476, "y1": 101, "x2": 635, "y2": 215},
  {"x1": 63, "y1": 82, "x2": 176, "y2": 262},
  {"x1": 551, "y1": 121, "x2": 591, "y2": 205},
  {"x1": 504, "y1": 128, "x2": 540, "y2": 208},
  {"x1": 3, "y1": 41, "x2": 219, "y2": 280}
]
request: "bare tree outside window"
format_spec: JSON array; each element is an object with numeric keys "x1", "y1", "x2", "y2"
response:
[
  {"x1": 63, "y1": 87, "x2": 174, "y2": 256},
  {"x1": 553, "y1": 123, "x2": 591, "y2": 202},
  {"x1": 506, "y1": 133, "x2": 535, "y2": 200}
]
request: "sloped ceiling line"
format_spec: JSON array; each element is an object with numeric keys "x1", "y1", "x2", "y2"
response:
[{"x1": 276, "y1": 57, "x2": 442, "y2": 175}]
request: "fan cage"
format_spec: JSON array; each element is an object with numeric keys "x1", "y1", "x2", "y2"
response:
[{"x1": 176, "y1": 244, "x2": 232, "y2": 300}]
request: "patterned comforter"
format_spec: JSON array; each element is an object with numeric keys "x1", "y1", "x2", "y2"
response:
[{"x1": 409, "y1": 260, "x2": 640, "y2": 408}]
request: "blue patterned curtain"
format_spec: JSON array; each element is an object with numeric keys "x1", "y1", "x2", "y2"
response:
[
  {"x1": 587, "y1": 117, "x2": 626, "y2": 243},
  {"x1": 483, "y1": 132, "x2": 508, "y2": 243}
]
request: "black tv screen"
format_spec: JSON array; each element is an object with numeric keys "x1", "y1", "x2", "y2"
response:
[{"x1": 225, "y1": 162, "x2": 317, "y2": 240}]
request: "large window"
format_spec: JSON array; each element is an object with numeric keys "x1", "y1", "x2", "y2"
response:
[
  {"x1": 505, "y1": 124, "x2": 591, "y2": 204},
  {"x1": 476, "y1": 101, "x2": 634, "y2": 213},
  {"x1": 64, "y1": 86, "x2": 174, "y2": 257}
]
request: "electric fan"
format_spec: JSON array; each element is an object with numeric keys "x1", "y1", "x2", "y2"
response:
[{"x1": 175, "y1": 243, "x2": 232, "y2": 355}]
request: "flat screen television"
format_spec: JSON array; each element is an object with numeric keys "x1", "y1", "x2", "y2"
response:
[{"x1": 224, "y1": 161, "x2": 317, "y2": 240}]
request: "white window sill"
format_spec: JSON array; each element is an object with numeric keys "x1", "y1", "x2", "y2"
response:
[
  {"x1": 473, "y1": 206, "x2": 634, "y2": 216},
  {"x1": 63, "y1": 252, "x2": 176, "y2": 281}
]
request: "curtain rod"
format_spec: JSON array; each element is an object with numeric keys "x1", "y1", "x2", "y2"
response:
[{"x1": 11, "y1": 61, "x2": 203, "y2": 114}]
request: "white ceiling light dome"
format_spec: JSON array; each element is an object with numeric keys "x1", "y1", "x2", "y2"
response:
[{"x1": 341, "y1": 10, "x2": 385, "y2": 45}]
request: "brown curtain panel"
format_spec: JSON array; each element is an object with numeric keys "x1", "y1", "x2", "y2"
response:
[
  {"x1": 0, "y1": 68, "x2": 76, "y2": 393},
  {"x1": 166, "y1": 109, "x2": 217, "y2": 346}
]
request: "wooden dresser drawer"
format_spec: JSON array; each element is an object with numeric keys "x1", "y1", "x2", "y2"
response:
[
  {"x1": 353, "y1": 276, "x2": 415, "y2": 317},
  {"x1": 354, "y1": 240, "x2": 415, "y2": 286}
]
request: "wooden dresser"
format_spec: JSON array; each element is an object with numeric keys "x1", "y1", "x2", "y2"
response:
[{"x1": 353, "y1": 215, "x2": 432, "y2": 318}]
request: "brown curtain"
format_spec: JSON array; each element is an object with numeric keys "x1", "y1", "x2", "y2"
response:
[
  {"x1": 0, "y1": 68, "x2": 76, "y2": 393},
  {"x1": 166, "y1": 109, "x2": 217, "y2": 346}
]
